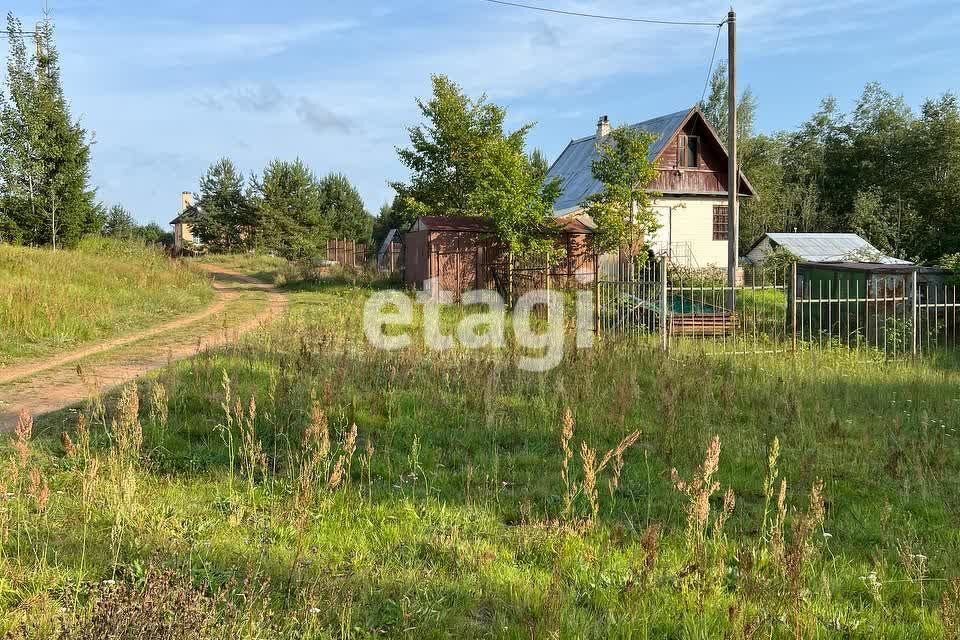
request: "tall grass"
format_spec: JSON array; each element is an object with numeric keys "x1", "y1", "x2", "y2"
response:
[
  {"x1": 0, "y1": 238, "x2": 213, "y2": 363},
  {"x1": 2, "y1": 278, "x2": 959, "y2": 637}
]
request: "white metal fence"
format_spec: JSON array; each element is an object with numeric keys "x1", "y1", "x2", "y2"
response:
[{"x1": 596, "y1": 257, "x2": 960, "y2": 359}]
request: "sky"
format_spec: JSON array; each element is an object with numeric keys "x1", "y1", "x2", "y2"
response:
[{"x1": 4, "y1": 0, "x2": 959, "y2": 226}]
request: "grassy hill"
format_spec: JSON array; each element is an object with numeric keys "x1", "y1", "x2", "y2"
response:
[
  {"x1": 3, "y1": 269, "x2": 959, "y2": 638},
  {"x1": 0, "y1": 238, "x2": 213, "y2": 365}
]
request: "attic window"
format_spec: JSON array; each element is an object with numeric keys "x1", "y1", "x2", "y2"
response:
[{"x1": 680, "y1": 135, "x2": 699, "y2": 168}]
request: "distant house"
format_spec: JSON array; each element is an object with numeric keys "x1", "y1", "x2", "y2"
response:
[
  {"x1": 746, "y1": 232, "x2": 911, "y2": 265},
  {"x1": 545, "y1": 107, "x2": 755, "y2": 270},
  {"x1": 170, "y1": 191, "x2": 201, "y2": 253}
]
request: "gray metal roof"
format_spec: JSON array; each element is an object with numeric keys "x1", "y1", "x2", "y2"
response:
[
  {"x1": 546, "y1": 109, "x2": 690, "y2": 216},
  {"x1": 764, "y1": 233, "x2": 912, "y2": 264}
]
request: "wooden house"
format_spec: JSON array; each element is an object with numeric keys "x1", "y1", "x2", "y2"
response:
[{"x1": 545, "y1": 107, "x2": 754, "y2": 270}]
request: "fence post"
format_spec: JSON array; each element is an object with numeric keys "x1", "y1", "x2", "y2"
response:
[
  {"x1": 545, "y1": 258, "x2": 551, "y2": 323},
  {"x1": 791, "y1": 261, "x2": 798, "y2": 353},
  {"x1": 593, "y1": 261, "x2": 600, "y2": 335},
  {"x1": 911, "y1": 269, "x2": 918, "y2": 357},
  {"x1": 507, "y1": 252, "x2": 514, "y2": 309},
  {"x1": 660, "y1": 254, "x2": 669, "y2": 352}
]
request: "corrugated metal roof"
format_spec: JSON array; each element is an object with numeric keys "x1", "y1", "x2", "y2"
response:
[
  {"x1": 546, "y1": 109, "x2": 690, "y2": 216},
  {"x1": 764, "y1": 233, "x2": 912, "y2": 264},
  {"x1": 411, "y1": 216, "x2": 495, "y2": 232}
]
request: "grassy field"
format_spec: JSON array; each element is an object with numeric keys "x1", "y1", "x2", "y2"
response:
[
  {"x1": 0, "y1": 238, "x2": 213, "y2": 365},
  {"x1": 2, "y1": 261, "x2": 960, "y2": 638}
]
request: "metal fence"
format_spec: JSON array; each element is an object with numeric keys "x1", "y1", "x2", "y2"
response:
[{"x1": 596, "y1": 258, "x2": 960, "y2": 359}]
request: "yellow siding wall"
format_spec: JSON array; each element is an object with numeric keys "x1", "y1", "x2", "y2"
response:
[{"x1": 649, "y1": 196, "x2": 729, "y2": 269}]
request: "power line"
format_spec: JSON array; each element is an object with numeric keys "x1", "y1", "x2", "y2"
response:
[
  {"x1": 479, "y1": 0, "x2": 722, "y2": 27},
  {"x1": 699, "y1": 24, "x2": 723, "y2": 104}
]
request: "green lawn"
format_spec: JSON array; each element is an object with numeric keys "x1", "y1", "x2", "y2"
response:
[
  {"x1": 0, "y1": 238, "x2": 213, "y2": 365},
  {"x1": 3, "y1": 270, "x2": 960, "y2": 638}
]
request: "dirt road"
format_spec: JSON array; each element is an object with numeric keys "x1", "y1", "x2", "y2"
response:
[{"x1": 0, "y1": 265, "x2": 287, "y2": 431}]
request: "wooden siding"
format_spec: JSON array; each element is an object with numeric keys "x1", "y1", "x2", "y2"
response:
[{"x1": 651, "y1": 115, "x2": 730, "y2": 194}]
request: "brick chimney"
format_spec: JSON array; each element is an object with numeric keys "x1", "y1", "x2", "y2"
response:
[
  {"x1": 180, "y1": 191, "x2": 193, "y2": 213},
  {"x1": 596, "y1": 115, "x2": 611, "y2": 138}
]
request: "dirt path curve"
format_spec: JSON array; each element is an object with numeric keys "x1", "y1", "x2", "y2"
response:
[{"x1": 0, "y1": 265, "x2": 287, "y2": 431}]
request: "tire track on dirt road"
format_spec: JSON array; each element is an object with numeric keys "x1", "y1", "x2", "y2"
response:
[{"x1": 0, "y1": 265, "x2": 287, "y2": 431}]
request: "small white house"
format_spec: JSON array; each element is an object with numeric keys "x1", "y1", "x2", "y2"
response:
[
  {"x1": 746, "y1": 232, "x2": 912, "y2": 265},
  {"x1": 544, "y1": 107, "x2": 754, "y2": 270}
]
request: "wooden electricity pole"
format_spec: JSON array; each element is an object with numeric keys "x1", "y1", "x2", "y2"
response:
[{"x1": 726, "y1": 9, "x2": 738, "y2": 309}]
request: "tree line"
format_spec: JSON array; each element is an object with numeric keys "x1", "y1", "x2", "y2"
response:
[
  {"x1": 700, "y1": 63, "x2": 960, "y2": 263},
  {"x1": 0, "y1": 13, "x2": 372, "y2": 256},
  {"x1": 187, "y1": 157, "x2": 372, "y2": 258}
]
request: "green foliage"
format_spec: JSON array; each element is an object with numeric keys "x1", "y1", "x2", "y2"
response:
[
  {"x1": 748, "y1": 245, "x2": 797, "y2": 281},
  {"x1": 103, "y1": 204, "x2": 136, "y2": 239},
  {"x1": 0, "y1": 12, "x2": 97, "y2": 248},
  {"x1": 249, "y1": 158, "x2": 325, "y2": 259},
  {"x1": 698, "y1": 61, "x2": 757, "y2": 144},
  {"x1": 318, "y1": 172, "x2": 372, "y2": 243},
  {"x1": 370, "y1": 198, "x2": 403, "y2": 247},
  {"x1": 134, "y1": 222, "x2": 173, "y2": 247},
  {"x1": 529, "y1": 147, "x2": 549, "y2": 183},
  {"x1": 737, "y1": 83, "x2": 960, "y2": 263},
  {"x1": 391, "y1": 74, "x2": 559, "y2": 257},
  {"x1": 192, "y1": 158, "x2": 255, "y2": 253},
  {"x1": 584, "y1": 125, "x2": 659, "y2": 254}
]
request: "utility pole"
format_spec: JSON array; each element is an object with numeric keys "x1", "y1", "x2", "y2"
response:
[{"x1": 725, "y1": 9, "x2": 738, "y2": 309}]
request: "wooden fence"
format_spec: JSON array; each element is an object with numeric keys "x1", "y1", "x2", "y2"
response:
[{"x1": 324, "y1": 238, "x2": 403, "y2": 274}]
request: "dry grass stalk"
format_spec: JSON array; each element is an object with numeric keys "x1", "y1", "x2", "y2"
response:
[
  {"x1": 60, "y1": 432, "x2": 76, "y2": 458},
  {"x1": 76, "y1": 413, "x2": 90, "y2": 460},
  {"x1": 712, "y1": 487, "x2": 736, "y2": 542},
  {"x1": 77, "y1": 364, "x2": 106, "y2": 428},
  {"x1": 27, "y1": 467, "x2": 49, "y2": 514},
  {"x1": 359, "y1": 438, "x2": 375, "y2": 499},
  {"x1": 943, "y1": 577, "x2": 960, "y2": 640},
  {"x1": 561, "y1": 407, "x2": 640, "y2": 525},
  {"x1": 770, "y1": 478, "x2": 788, "y2": 560},
  {"x1": 237, "y1": 395, "x2": 267, "y2": 490},
  {"x1": 761, "y1": 436, "x2": 781, "y2": 540},
  {"x1": 783, "y1": 479, "x2": 826, "y2": 640},
  {"x1": 560, "y1": 408, "x2": 575, "y2": 520},
  {"x1": 111, "y1": 383, "x2": 142, "y2": 461},
  {"x1": 13, "y1": 409, "x2": 33, "y2": 468},
  {"x1": 327, "y1": 423, "x2": 359, "y2": 491},
  {"x1": 579, "y1": 442, "x2": 598, "y2": 523},
  {"x1": 294, "y1": 400, "x2": 330, "y2": 513},
  {"x1": 897, "y1": 541, "x2": 929, "y2": 609},
  {"x1": 149, "y1": 382, "x2": 168, "y2": 430},
  {"x1": 671, "y1": 434, "x2": 722, "y2": 547},
  {"x1": 632, "y1": 523, "x2": 662, "y2": 590}
]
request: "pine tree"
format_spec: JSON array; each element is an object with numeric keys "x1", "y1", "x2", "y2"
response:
[
  {"x1": 250, "y1": 159, "x2": 325, "y2": 258},
  {"x1": 193, "y1": 158, "x2": 255, "y2": 253},
  {"x1": 0, "y1": 12, "x2": 96, "y2": 248},
  {"x1": 318, "y1": 172, "x2": 372, "y2": 242}
]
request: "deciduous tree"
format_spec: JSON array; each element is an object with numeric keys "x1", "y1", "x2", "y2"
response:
[
  {"x1": 391, "y1": 74, "x2": 559, "y2": 257},
  {"x1": 584, "y1": 125, "x2": 659, "y2": 256}
]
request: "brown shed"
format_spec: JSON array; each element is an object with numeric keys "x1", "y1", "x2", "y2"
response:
[
  {"x1": 403, "y1": 216, "x2": 500, "y2": 299},
  {"x1": 403, "y1": 215, "x2": 595, "y2": 300}
]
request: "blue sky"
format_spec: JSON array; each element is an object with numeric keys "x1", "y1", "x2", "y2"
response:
[{"x1": 5, "y1": 0, "x2": 959, "y2": 226}]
